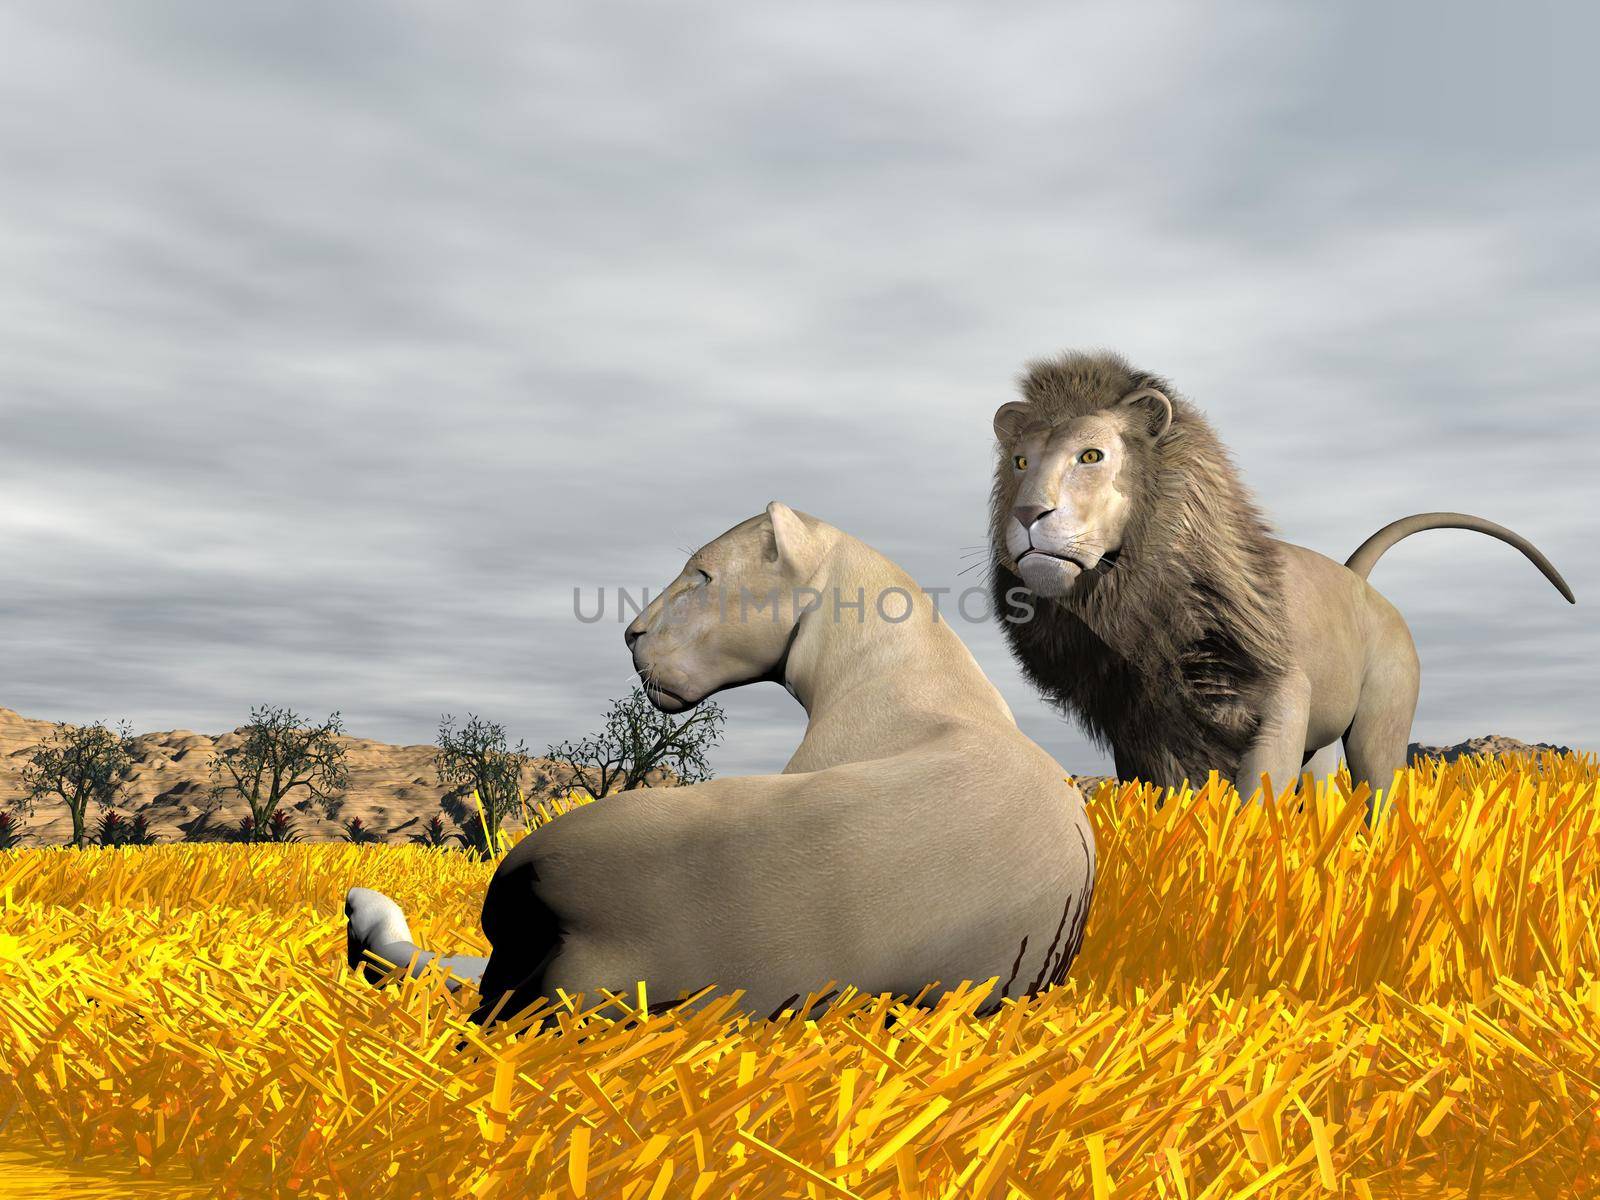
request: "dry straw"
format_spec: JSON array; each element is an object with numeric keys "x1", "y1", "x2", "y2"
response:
[{"x1": 2, "y1": 753, "x2": 1599, "y2": 1197}]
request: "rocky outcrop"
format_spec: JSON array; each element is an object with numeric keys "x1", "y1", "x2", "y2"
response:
[
  {"x1": 1065, "y1": 733, "x2": 1586, "y2": 794},
  {"x1": 1407, "y1": 735, "x2": 1576, "y2": 765}
]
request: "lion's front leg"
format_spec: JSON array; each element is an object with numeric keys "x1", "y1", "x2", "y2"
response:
[{"x1": 1236, "y1": 670, "x2": 1313, "y2": 801}]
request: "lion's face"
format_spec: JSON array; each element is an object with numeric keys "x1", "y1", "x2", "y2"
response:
[
  {"x1": 625, "y1": 503, "x2": 826, "y2": 712},
  {"x1": 993, "y1": 388, "x2": 1172, "y2": 599}
]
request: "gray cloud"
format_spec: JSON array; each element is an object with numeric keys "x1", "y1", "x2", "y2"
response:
[{"x1": 1, "y1": 0, "x2": 1596, "y2": 777}]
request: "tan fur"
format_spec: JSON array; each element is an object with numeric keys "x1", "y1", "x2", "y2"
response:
[
  {"x1": 989, "y1": 351, "x2": 1575, "y2": 802},
  {"x1": 470, "y1": 504, "x2": 1097, "y2": 1025}
]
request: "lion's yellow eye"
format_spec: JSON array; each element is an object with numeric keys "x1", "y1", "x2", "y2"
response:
[
  {"x1": 1079, "y1": 448, "x2": 1105, "y2": 464},
  {"x1": 1013, "y1": 455, "x2": 1028, "y2": 470}
]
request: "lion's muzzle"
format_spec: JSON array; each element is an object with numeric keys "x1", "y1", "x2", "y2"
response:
[{"x1": 1015, "y1": 549, "x2": 1084, "y2": 596}]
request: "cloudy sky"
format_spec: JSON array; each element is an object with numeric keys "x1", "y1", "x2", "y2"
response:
[{"x1": 2, "y1": 0, "x2": 1596, "y2": 776}]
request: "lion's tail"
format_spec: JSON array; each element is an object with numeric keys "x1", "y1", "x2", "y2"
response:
[{"x1": 1345, "y1": 512, "x2": 1576, "y2": 603}]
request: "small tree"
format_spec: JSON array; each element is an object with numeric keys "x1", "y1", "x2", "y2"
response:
[
  {"x1": 546, "y1": 686, "x2": 725, "y2": 799},
  {"x1": 14, "y1": 721, "x2": 134, "y2": 849},
  {"x1": 435, "y1": 714, "x2": 529, "y2": 859},
  {"x1": 210, "y1": 706, "x2": 349, "y2": 842}
]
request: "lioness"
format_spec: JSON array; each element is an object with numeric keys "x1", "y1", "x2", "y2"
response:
[
  {"x1": 989, "y1": 350, "x2": 1575, "y2": 801},
  {"x1": 348, "y1": 503, "x2": 1095, "y2": 1025}
]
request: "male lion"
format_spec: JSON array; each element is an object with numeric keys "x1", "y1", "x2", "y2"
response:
[
  {"x1": 348, "y1": 503, "x2": 1095, "y2": 1027},
  {"x1": 989, "y1": 351, "x2": 1575, "y2": 800}
]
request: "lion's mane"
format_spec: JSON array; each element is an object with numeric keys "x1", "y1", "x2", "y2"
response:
[{"x1": 989, "y1": 351, "x2": 1292, "y2": 786}]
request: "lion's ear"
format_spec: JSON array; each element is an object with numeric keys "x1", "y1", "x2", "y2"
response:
[
  {"x1": 1119, "y1": 387, "x2": 1173, "y2": 441},
  {"x1": 993, "y1": 401, "x2": 1034, "y2": 443},
  {"x1": 766, "y1": 501, "x2": 822, "y2": 577}
]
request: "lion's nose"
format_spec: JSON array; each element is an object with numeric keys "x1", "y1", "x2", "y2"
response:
[
  {"x1": 624, "y1": 623, "x2": 645, "y2": 651},
  {"x1": 1013, "y1": 504, "x2": 1054, "y2": 529}
]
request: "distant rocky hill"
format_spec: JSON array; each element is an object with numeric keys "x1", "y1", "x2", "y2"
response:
[
  {"x1": 1406, "y1": 735, "x2": 1577, "y2": 764},
  {"x1": 0, "y1": 707, "x2": 575, "y2": 847},
  {"x1": 2, "y1": 706, "x2": 1587, "y2": 847},
  {"x1": 1060, "y1": 734, "x2": 1585, "y2": 797}
]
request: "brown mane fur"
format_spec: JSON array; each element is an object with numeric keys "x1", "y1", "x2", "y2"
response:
[{"x1": 988, "y1": 350, "x2": 1292, "y2": 786}]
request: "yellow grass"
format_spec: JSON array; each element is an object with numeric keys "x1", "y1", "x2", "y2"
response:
[{"x1": 3, "y1": 753, "x2": 1600, "y2": 1198}]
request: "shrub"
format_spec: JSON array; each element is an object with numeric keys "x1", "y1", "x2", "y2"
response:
[
  {"x1": 90, "y1": 810, "x2": 158, "y2": 848},
  {"x1": 341, "y1": 816, "x2": 382, "y2": 845},
  {"x1": 94, "y1": 809, "x2": 129, "y2": 847},
  {"x1": 264, "y1": 809, "x2": 300, "y2": 843},
  {"x1": 409, "y1": 813, "x2": 460, "y2": 849},
  {"x1": 0, "y1": 810, "x2": 23, "y2": 850}
]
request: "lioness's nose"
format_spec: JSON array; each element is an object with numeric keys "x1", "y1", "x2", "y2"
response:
[
  {"x1": 1013, "y1": 503, "x2": 1054, "y2": 529},
  {"x1": 624, "y1": 623, "x2": 645, "y2": 650}
]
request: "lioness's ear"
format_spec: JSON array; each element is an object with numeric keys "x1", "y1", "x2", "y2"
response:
[
  {"x1": 766, "y1": 501, "x2": 822, "y2": 577},
  {"x1": 993, "y1": 401, "x2": 1034, "y2": 443},
  {"x1": 1118, "y1": 387, "x2": 1173, "y2": 441}
]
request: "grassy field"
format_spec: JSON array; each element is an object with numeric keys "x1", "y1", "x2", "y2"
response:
[{"x1": 2, "y1": 753, "x2": 1598, "y2": 1198}]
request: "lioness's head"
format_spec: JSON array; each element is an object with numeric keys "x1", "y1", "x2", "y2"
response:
[
  {"x1": 991, "y1": 352, "x2": 1175, "y2": 599},
  {"x1": 625, "y1": 501, "x2": 832, "y2": 712}
]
